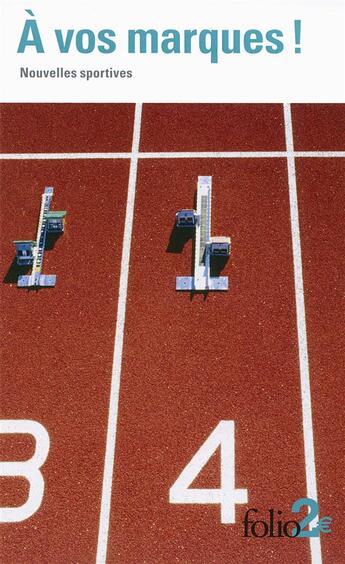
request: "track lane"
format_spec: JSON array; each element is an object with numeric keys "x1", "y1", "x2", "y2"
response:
[
  {"x1": 0, "y1": 159, "x2": 130, "y2": 563},
  {"x1": 0, "y1": 104, "x2": 135, "y2": 153},
  {"x1": 291, "y1": 105, "x2": 345, "y2": 152},
  {"x1": 296, "y1": 157, "x2": 345, "y2": 564},
  {"x1": 140, "y1": 104, "x2": 286, "y2": 153},
  {"x1": 106, "y1": 157, "x2": 311, "y2": 563}
]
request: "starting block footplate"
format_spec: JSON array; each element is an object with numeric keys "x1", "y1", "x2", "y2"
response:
[
  {"x1": 176, "y1": 276, "x2": 228, "y2": 291},
  {"x1": 17, "y1": 274, "x2": 56, "y2": 288}
]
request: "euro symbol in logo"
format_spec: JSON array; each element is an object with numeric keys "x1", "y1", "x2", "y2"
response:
[{"x1": 316, "y1": 516, "x2": 332, "y2": 534}]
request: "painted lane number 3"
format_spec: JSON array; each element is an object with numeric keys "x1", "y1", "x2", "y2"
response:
[
  {"x1": 0, "y1": 419, "x2": 50, "y2": 523},
  {"x1": 169, "y1": 421, "x2": 247, "y2": 523}
]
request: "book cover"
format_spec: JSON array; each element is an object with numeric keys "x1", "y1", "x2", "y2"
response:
[{"x1": 1, "y1": 1, "x2": 344, "y2": 562}]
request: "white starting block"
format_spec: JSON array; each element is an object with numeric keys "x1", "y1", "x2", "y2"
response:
[
  {"x1": 13, "y1": 187, "x2": 66, "y2": 288},
  {"x1": 176, "y1": 176, "x2": 229, "y2": 291}
]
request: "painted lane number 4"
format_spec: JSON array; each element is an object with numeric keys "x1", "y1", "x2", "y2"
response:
[{"x1": 169, "y1": 421, "x2": 247, "y2": 523}]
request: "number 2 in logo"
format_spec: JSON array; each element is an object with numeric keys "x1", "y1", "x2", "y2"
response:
[{"x1": 291, "y1": 497, "x2": 332, "y2": 537}]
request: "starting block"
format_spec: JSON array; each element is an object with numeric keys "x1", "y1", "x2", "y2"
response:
[
  {"x1": 13, "y1": 187, "x2": 66, "y2": 288},
  {"x1": 176, "y1": 176, "x2": 230, "y2": 292}
]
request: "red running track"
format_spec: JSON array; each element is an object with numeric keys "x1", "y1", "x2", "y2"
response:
[
  {"x1": 0, "y1": 103, "x2": 344, "y2": 563},
  {"x1": 0, "y1": 104, "x2": 135, "y2": 153}
]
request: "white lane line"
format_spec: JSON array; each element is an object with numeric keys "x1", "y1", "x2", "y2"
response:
[
  {"x1": 0, "y1": 152, "x2": 132, "y2": 159},
  {"x1": 96, "y1": 103, "x2": 142, "y2": 564},
  {"x1": 139, "y1": 151, "x2": 345, "y2": 159},
  {"x1": 294, "y1": 151, "x2": 345, "y2": 158},
  {"x1": 139, "y1": 151, "x2": 287, "y2": 158},
  {"x1": 284, "y1": 103, "x2": 322, "y2": 564},
  {"x1": 1, "y1": 151, "x2": 344, "y2": 160}
]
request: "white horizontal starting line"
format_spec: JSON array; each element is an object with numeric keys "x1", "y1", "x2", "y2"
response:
[
  {"x1": 0, "y1": 151, "x2": 344, "y2": 160},
  {"x1": 140, "y1": 151, "x2": 345, "y2": 159}
]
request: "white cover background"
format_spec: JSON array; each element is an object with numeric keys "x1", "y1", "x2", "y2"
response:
[{"x1": 1, "y1": 0, "x2": 344, "y2": 102}]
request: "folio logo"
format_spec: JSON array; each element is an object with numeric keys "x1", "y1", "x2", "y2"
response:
[
  {"x1": 243, "y1": 499, "x2": 332, "y2": 538},
  {"x1": 0, "y1": 420, "x2": 50, "y2": 522}
]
